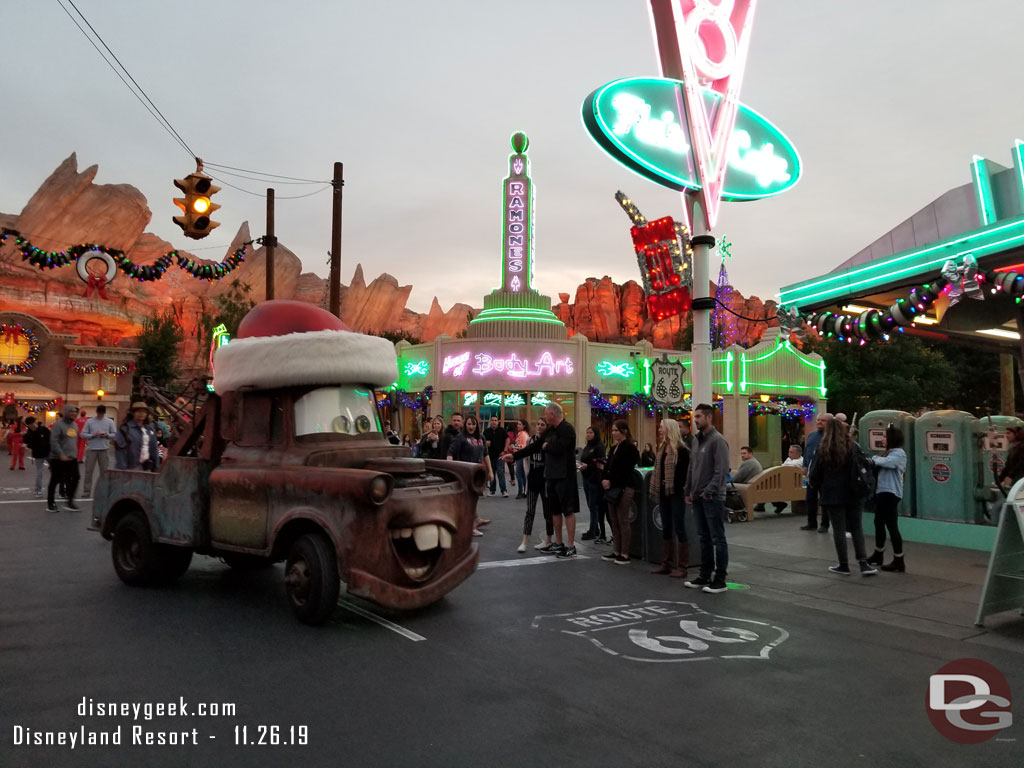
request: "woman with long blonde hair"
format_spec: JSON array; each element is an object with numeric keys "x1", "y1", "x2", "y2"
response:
[{"x1": 649, "y1": 418, "x2": 690, "y2": 577}]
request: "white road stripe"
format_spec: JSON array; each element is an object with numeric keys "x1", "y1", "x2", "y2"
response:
[
  {"x1": 336, "y1": 599, "x2": 426, "y2": 642},
  {"x1": 478, "y1": 554, "x2": 589, "y2": 569}
]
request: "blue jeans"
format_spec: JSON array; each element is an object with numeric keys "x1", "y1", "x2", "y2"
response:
[
  {"x1": 489, "y1": 458, "x2": 507, "y2": 494},
  {"x1": 515, "y1": 459, "x2": 527, "y2": 494},
  {"x1": 584, "y1": 480, "x2": 605, "y2": 535},
  {"x1": 692, "y1": 497, "x2": 728, "y2": 580}
]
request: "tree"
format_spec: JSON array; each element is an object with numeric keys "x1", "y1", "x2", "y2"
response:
[
  {"x1": 198, "y1": 279, "x2": 255, "y2": 341},
  {"x1": 809, "y1": 336, "x2": 957, "y2": 417},
  {"x1": 135, "y1": 310, "x2": 184, "y2": 391}
]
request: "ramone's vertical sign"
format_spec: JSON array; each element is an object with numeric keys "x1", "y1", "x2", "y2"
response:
[{"x1": 502, "y1": 132, "x2": 535, "y2": 293}]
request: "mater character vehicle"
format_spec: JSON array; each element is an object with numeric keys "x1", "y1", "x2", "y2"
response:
[{"x1": 90, "y1": 301, "x2": 483, "y2": 624}]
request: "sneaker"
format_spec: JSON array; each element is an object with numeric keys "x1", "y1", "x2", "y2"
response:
[
  {"x1": 594, "y1": 536, "x2": 607, "y2": 545},
  {"x1": 581, "y1": 531, "x2": 596, "y2": 541},
  {"x1": 601, "y1": 552, "x2": 618, "y2": 562},
  {"x1": 828, "y1": 564, "x2": 851, "y2": 575},
  {"x1": 556, "y1": 546, "x2": 577, "y2": 558},
  {"x1": 34, "y1": 490, "x2": 42, "y2": 498},
  {"x1": 46, "y1": 503, "x2": 59, "y2": 512},
  {"x1": 859, "y1": 560, "x2": 878, "y2": 576},
  {"x1": 684, "y1": 576, "x2": 711, "y2": 589},
  {"x1": 472, "y1": 528, "x2": 483, "y2": 537},
  {"x1": 799, "y1": 525, "x2": 816, "y2": 531},
  {"x1": 702, "y1": 578, "x2": 728, "y2": 593},
  {"x1": 65, "y1": 503, "x2": 81, "y2": 512},
  {"x1": 547, "y1": 543, "x2": 566, "y2": 556},
  {"x1": 817, "y1": 527, "x2": 829, "y2": 533},
  {"x1": 614, "y1": 555, "x2": 630, "y2": 565},
  {"x1": 534, "y1": 540, "x2": 553, "y2": 551},
  {"x1": 501, "y1": 491, "x2": 509, "y2": 498},
  {"x1": 517, "y1": 543, "x2": 527, "y2": 553}
]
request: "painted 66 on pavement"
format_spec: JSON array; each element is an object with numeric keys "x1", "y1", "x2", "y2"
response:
[{"x1": 90, "y1": 301, "x2": 483, "y2": 625}]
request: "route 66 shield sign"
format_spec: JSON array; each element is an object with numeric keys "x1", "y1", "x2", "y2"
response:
[
  {"x1": 650, "y1": 358, "x2": 686, "y2": 406},
  {"x1": 532, "y1": 600, "x2": 788, "y2": 663}
]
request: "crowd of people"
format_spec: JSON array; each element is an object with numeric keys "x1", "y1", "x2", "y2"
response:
[
  {"x1": 2, "y1": 400, "x2": 166, "y2": 513},
  {"x1": 398, "y1": 399, "x2": 927, "y2": 584}
]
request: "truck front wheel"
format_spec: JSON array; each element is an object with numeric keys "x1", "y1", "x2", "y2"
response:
[
  {"x1": 112, "y1": 513, "x2": 160, "y2": 586},
  {"x1": 284, "y1": 533, "x2": 339, "y2": 625}
]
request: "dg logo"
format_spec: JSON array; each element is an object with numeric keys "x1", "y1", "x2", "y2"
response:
[{"x1": 532, "y1": 600, "x2": 789, "y2": 663}]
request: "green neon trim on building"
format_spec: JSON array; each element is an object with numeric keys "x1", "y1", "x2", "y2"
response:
[
  {"x1": 972, "y1": 155, "x2": 997, "y2": 227},
  {"x1": 779, "y1": 217, "x2": 1024, "y2": 307}
]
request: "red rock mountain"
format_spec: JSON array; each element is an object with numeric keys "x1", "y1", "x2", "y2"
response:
[{"x1": 0, "y1": 156, "x2": 778, "y2": 373}]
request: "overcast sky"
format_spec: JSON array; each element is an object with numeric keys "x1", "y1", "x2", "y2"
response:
[{"x1": 5, "y1": 1, "x2": 1024, "y2": 313}]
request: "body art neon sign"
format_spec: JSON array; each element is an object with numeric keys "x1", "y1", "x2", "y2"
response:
[
  {"x1": 596, "y1": 360, "x2": 636, "y2": 378},
  {"x1": 442, "y1": 351, "x2": 575, "y2": 380},
  {"x1": 583, "y1": 77, "x2": 800, "y2": 201}
]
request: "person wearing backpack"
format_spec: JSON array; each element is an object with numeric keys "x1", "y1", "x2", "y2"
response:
[
  {"x1": 865, "y1": 426, "x2": 908, "y2": 572},
  {"x1": 809, "y1": 419, "x2": 877, "y2": 576}
]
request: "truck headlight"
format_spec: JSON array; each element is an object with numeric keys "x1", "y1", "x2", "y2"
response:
[{"x1": 369, "y1": 475, "x2": 391, "y2": 504}]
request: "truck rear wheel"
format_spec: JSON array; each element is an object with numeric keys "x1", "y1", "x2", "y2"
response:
[
  {"x1": 112, "y1": 513, "x2": 160, "y2": 586},
  {"x1": 284, "y1": 533, "x2": 339, "y2": 625},
  {"x1": 154, "y1": 545, "x2": 193, "y2": 583}
]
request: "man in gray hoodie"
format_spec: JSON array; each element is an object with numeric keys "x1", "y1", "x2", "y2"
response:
[
  {"x1": 48, "y1": 403, "x2": 81, "y2": 512},
  {"x1": 683, "y1": 403, "x2": 730, "y2": 594}
]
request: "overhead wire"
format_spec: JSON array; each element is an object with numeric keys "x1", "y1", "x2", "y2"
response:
[{"x1": 56, "y1": 0, "x2": 327, "y2": 198}]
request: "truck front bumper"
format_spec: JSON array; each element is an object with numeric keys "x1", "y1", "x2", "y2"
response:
[{"x1": 345, "y1": 543, "x2": 480, "y2": 610}]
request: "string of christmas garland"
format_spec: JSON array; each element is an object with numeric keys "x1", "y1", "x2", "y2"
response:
[
  {"x1": 0, "y1": 322, "x2": 41, "y2": 374},
  {"x1": 15, "y1": 398, "x2": 59, "y2": 414},
  {"x1": 748, "y1": 398, "x2": 817, "y2": 419},
  {"x1": 377, "y1": 386, "x2": 434, "y2": 412},
  {"x1": 68, "y1": 360, "x2": 134, "y2": 377},
  {"x1": 0, "y1": 227, "x2": 251, "y2": 282},
  {"x1": 784, "y1": 263, "x2": 1024, "y2": 344},
  {"x1": 588, "y1": 386, "x2": 721, "y2": 417}
]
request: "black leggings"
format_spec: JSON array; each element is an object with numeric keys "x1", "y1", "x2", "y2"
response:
[
  {"x1": 48, "y1": 458, "x2": 79, "y2": 505},
  {"x1": 873, "y1": 492, "x2": 904, "y2": 553},
  {"x1": 524, "y1": 490, "x2": 554, "y2": 537}
]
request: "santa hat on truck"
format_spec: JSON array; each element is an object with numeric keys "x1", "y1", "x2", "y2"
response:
[{"x1": 212, "y1": 300, "x2": 398, "y2": 393}]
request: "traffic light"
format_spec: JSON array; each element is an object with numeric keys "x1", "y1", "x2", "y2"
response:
[{"x1": 173, "y1": 170, "x2": 221, "y2": 239}]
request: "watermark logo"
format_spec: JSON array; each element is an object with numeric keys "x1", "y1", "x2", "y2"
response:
[{"x1": 927, "y1": 659, "x2": 1012, "y2": 743}]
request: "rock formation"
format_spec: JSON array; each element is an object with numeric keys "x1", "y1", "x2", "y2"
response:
[{"x1": 1, "y1": 155, "x2": 779, "y2": 380}]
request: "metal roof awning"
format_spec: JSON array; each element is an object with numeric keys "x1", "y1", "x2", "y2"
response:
[{"x1": 0, "y1": 379, "x2": 61, "y2": 400}]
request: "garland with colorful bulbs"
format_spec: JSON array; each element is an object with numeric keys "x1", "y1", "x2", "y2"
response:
[
  {"x1": 748, "y1": 398, "x2": 816, "y2": 419},
  {"x1": 0, "y1": 228, "x2": 250, "y2": 283},
  {"x1": 15, "y1": 398, "x2": 60, "y2": 414},
  {"x1": 588, "y1": 386, "x2": 722, "y2": 417},
  {"x1": 780, "y1": 256, "x2": 1024, "y2": 345},
  {"x1": 0, "y1": 323, "x2": 41, "y2": 374},
  {"x1": 378, "y1": 386, "x2": 434, "y2": 413}
]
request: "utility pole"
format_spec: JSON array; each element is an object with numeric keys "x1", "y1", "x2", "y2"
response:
[
  {"x1": 265, "y1": 188, "x2": 275, "y2": 301},
  {"x1": 329, "y1": 162, "x2": 344, "y2": 318}
]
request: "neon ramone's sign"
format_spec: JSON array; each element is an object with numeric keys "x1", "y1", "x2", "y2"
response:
[
  {"x1": 582, "y1": 77, "x2": 800, "y2": 200},
  {"x1": 443, "y1": 351, "x2": 575, "y2": 380}
]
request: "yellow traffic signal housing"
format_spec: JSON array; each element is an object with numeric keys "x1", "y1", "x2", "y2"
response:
[{"x1": 172, "y1": 171, "x2": 221, "y2": 239}]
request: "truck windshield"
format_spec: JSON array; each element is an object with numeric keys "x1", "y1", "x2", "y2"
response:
[{"x1": 294, "y1": 387, "x2": 381, "y2": 437}]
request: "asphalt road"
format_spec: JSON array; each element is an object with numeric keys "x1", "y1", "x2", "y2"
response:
[{"x1": 2, "y1": 487, "x2": 1023, "y2": 768}]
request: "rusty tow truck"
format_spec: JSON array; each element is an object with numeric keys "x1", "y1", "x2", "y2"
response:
[{"x1": 90, "y1": 301, "x2": 482, "y2": 624}]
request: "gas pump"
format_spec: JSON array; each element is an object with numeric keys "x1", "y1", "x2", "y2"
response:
[
  {"x1": 974, "y1": 414, "x2": 1024, "y2": 521},
  {"x1": 913, "y1": 411, "x2": 987, "y2": 523},
  {"x1": 859, "y1": 410, "x2": 916, "y2": 517}
]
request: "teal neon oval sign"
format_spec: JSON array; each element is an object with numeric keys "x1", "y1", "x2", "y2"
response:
[{"x1": 582, "y1": 77, "x2": 801, "y2": 201}]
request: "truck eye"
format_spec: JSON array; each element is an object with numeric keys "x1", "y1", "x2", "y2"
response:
[
  {"x1": 332, "y1": 415, "x2": 351, "y2": 434},
  {"x1": 355, "y1": 415, "x2": 371, "y2": 434}
]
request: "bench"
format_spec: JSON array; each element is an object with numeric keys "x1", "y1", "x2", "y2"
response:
[{"x1": 731, "y1": 465, "x2": 807, "y2": 522}]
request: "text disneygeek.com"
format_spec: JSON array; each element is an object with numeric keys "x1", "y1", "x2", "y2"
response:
[{"x1": 9, "y1": 696, "x2": 309, "y2": 750}]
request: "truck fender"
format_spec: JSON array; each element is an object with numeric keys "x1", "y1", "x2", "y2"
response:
[
  {"x1": 269, "y1": 508, "x2": 339, "y2": 563},
  {"x1": 102, "y1": 495, "x2": 159, "y2": 540}
]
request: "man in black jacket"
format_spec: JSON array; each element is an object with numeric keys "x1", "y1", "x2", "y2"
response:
[
  {"x1": 22, "y1": 416, "x2": 50, "y2": 498},
  {"x1": 504, "y1": 403, "x2": 578, "y2": 557},
  {"x1": 439, "y1": 412, "x2": 463, "y2": 463}
]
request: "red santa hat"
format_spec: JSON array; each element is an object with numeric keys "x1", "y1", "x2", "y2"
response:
[{"x1": 212, "y1": 300, "x2": 398, "y2": 392}]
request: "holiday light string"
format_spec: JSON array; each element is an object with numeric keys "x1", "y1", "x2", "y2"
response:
[
  {"x1": 588, "y1": 386, "x2": 722, "y2": 417},
  {"x1": 67, "y1": 359, "x2": 135, "y2": 377},
  {"x1": 0, "y1": 228, "x2": 251, "y2": 282},
  {"x1": 15, "y1": 398, "x2": 59, "y2": 414},
  {"x1": 747, "y1": 398, "x2": 816, "y2": 419},
  {"x1": 0, "y1": 323, "x2": 41, "y2": 374},
  {"x1": 377, "y1": 386, "x2": 434, "y2": 413},
  {"x1": 780, "y1": 258, "x2": 1024, "y2": 344}
]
